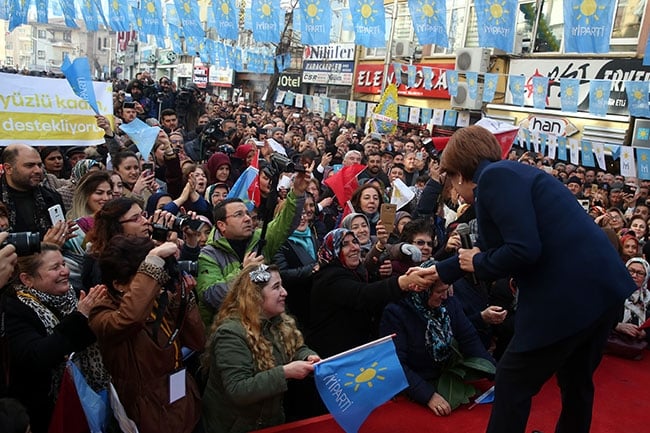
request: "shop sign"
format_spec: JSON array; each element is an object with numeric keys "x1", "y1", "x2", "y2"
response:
[
  {"x1": 303, "y1": 44, "x2": 355, "y2": 61},
  {"x1": 302, "y1": 44, "x2": 355, "y2": 86},
  {"x1": 278, "y1": 73, "x2": 304, "y2": 91},
  {"x1": 193, "y1": 65, "x2": 208, "y2": 88},
  {"x1": 354, "y1": 63, "x2": 454, "y2": 99},
  {"x1": 519, "y1": 114, "x2": 579, "y2": 136},
  {"x1": 208, "y1": 66, "x2": 233, "y2": 87}
]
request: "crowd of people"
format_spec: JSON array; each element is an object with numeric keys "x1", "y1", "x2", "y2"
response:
[{"x1": 0, "y1": 73, "x2": 647, "y2": 433}]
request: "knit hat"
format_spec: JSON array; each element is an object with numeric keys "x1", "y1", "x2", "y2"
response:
[
  {"x1": 270, "y1": 127, "x2": 284, "y2": 135},
  {"x1": 567, "y1": 176, "x2": 582, "y2": 186},
  {"x1": 206, "y1": 152, "x2": 231, "y2": 183},
  {"x1": 233, "y1": 143, "x2": 255, "y2": 160}
]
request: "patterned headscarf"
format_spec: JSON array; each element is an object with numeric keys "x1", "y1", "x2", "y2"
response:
[
  {"x1": 71, "y1": 159, "x2": 100, "y2": 184},
  {"x1": 623, "y1": 257, "x2": 650, "y2": 325},
  {"x1": 317, "y1": 228, "x2": 355, "y2": 268}
]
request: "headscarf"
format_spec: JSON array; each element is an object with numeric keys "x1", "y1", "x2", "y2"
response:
[
  {"x1": 70, "y1": 159, "x2": 100, "y2": 184},
  {"x1": 145, "y1": 192, "x2": 172, "y2": 216},
  {"x1": 340, "y1": 213, "x2": 372, "y2": 252},
  {"x1": 205, "y1": 152, "x2": 232, "y2": 184},
  {"x1": 406, "y1": 288, "x2": 453, "y2": 363},
  {"x1": 317, "y1": 228, "x2": 355, "y2": 268},
  {"x1": 623, "y1": 257, "x2": 650, "y2": 325}
]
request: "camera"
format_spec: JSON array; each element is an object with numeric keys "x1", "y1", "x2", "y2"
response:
[
  {"x1": 1, "y1": 232, "x2": 41, "y2": 256},
  {"x1": 177, "y1": 260, "x2": 198, "y2": 276},
  {"x1": 268, "y1": 153, "x2": 306, "y2": 177},
  {"x1": 151, "y1": 214, "x2": 207, "y2": 242}
]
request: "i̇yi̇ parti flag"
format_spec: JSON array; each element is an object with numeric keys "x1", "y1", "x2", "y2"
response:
[
  {"x1": 581, "y1": 140, "x2": 595, "y2": 167},
  {"x1": 407, "y1": 65, "x2": 417, "y2": 88},
  {"x1": 138, "y1": 0, "x2": 165, "y2": 37},
  {"x1": 174, "y1": 0, "x2": 205, "y2": 38},
  {"x1": 61, "y1": 55, "x2": 101, "y2": 114},
  {"x1": 447, "y1": 70, "x2": 459, "y2": 97},
  {"x1": 637, "y1": 148, "x2": 650, "y2": 181},
  {"x1": 509, "y1": 74, "x2": 525, "y2": 106},
  {"x1": 620, "y1": 146, "x2": 637, "y2": 178},
  {"x1": 214, "y1": 0, "x2": 238, "y2": 40},
  {"x1": 532, "y1": 76, "x2": 549, "y2": 110},
  {"x1": 560, "y1": 78, "x2": 580, "y2": 112},
  {"x1": 314, "y1": 335, "x2": 408, "y2": 433},
  {"x1": 119, "y1": 118, "x2": 161, "y2": 159},
  {"x1": 80, "y1": 0, "x2": 100, "y2": 31},
  {"x1": 483, "y1": 73, "x2": 498, "y2": 103},
  {"x1": 60, "y1": 0, "x2": 78, "y2": 28},
  {"x1": 475, "y1": 0, "x2": 517, "y2": 52},
  {"x1": 557, "y1": 135, "x2": 568, "y2": 161},
  {"x1": 568, "y1": 138, "x2": 580, "y2": 165},
  {"x1": 408, "y1": 0, "x2": 448, "y2": 47},
  {"x1": 644, "y1": 33, "x2": 650, "y2": 66},
  {"x1": 356, "y1": 101, "x2": 367, "y2": 120},
  {"x1": 299, "y1": 0, "x2": 332, "y2": 45},
  {"x1": 625, "y1": 81, "x2": 650, "y2": 118},
  {"x1": 109, "y1": 0, "x2": 131, "y2": 31},
  {"x1": 393, "y1": 63, "x2": 403, "y2": 86},
  {"x1": 422, "y1": 67, "x2": 433, "y2": 90},
  {"x1": 592, "y1": 141, "x2": 607, "y2": 170},
  {"x1": 563, "y1": 0, "x2": 615, "y2": 54},
  {"x1": 252, "y1": 0, "x2": 281, "y2": 43},
  {"x1": 589, "y1": 79, "x2": 611, "y2": 117},
  {"x1": 349, "y1": 0, "x2": 386, "y2": 48},
  {"x1": 398, "y1": 106, "x2": 409, "y2": 123},
  {"x1": 35, "y1": 0, "x2": 48, "y2": 23},
  {"x1": 466, "y1": 72, "x2": 479, "y2": 100}
]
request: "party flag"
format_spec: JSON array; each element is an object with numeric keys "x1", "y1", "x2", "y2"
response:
[
  {"x1": 60, "y1": 0, "x2": 78, "y2": 28},
  {"x1": 443, "y1": 110, "x2": 458, "y2": 127},
  {"x1": 560, "y1": 78, "x2": 580, "y2": 112},
  {"x1": 407, "y1": 0, "x2": 448, "y2": 47},
  {"x1": 538, "y1": 133, "x2": 547, "y2": 156},
  {"x1": 546, "y1": 134, "x2": 557, "y2": 160},
  {"x1": 185, "y1": 35, "x2": 200, "y2": 55},
  {"x1": 393, "y1": 63, "x2": 403, "y2": 86},
  {"x1": 349, "y1": 0, "x2": 386, "y2": 48},
  {"x1": 591, "y1": 142, "x2": 605, "y2": 170},
  {"x1": 198, "y1": 39, "x2": 210, "y2": 64},
  {"x1": 8, "y1": 0, "x2": 28, "y2": 31},
  {"x1": 637, "y1": 148, "x2": 650, "y2": 181},
  {"x1": 304, "y1": 94, "x2": 313, "y2": 110},
  {"x1": 406, "y1": 65, "x2": 416, "y2": 88},
  {"x1": 323, "y1": 97, "x2": 330, "y2": 113},
  {"x1": 252, "y1": 0, "x2": 281, "y2": 43},
  {"x1": 214, "y1": 0, "x2": 238, "y2": 40},
  {"x1": 589, "y1": 79, "x2": 611, "y2": 117},
  {"x1": 409, "y1": 107, "x2": 420, "y2": 125},
  {"x1": 637, "y1": 126, "x2": 650, "y2": 142},
  {"x1": 581, "y1": 140, "x2": 595, "y2": 167},
  {"x1": 568, "y1": 138, "x2": 580, "y2": 164},
  {"x1": 108, "y1": 0, "x2": 130, "y2": 31},
  {"x1": 620, "y1": 146, "x2": 637, "y2": 178},
  {"x1": 227, "y1": 163, "x2": 260, "y2": 211},
  {"x1": 61, "y1": 55, "x2": 100, "y2": 114},
  {"x1": 466, "y1": 72, "x2": 479, "y2": 100},
  {"x1": 398, "y1": 106, "x2": 409, "y2": 123},
  {"x1": 347, "y1": 100, "x2": 357, "y2": 122},
  {"x1": 169, "y1": 24, "x2": 184, "y2": 53},
  {"x1": 338, "y1": 100, "x2": 348, "y2": 116},
  {"x1": 421, "y1": 108, "x2": 433, "y2": 124},
  {"x1": 483, "y1": 73, "x2": 498, "y2": 102},
  {"x1": 35, "y1": 0, "x2": 48, "y2": 22},
  {"x1": 119, "y1": 118, "x2": 161, "y2": 159},
  {"x1": 610, "y1": 145, "x2": 621, "y2": 161},
  {"x1": 447, "y1": 70, "x2": 459, "y2": 97},
  {"x1": 391, "y1": 179, "x2": 415, "y2": 210},
  {"x1": 80, "y1": 0, "x2": 100, "y2": 31},
  {"x1": 139, "y1": 0, "x2": 165, "y2": 36},
  {"x1": 284, "y1": 91, "x2": 295, "y2": 106},
  {"x1": 299, "y1": 0, "x2": 332, "y2": 45},
  {"x1": 625, "y1": 81, "x2": 650, "y2": 118},
  {"x1": 564, "y1": 0, "x2": 615, "y2": 53},
  {"x1": 314, "y1": 336, "x2": 408, "y2": 433},
  {"x1": 530, "y1": 131, "x2": 540, "y2": 153},
  {"x1": 557, "y1": 135, "x2": 567, "y2": 161},
  {"x1": 166, "y1": 1, "x2": 180, "y2": 25},
  {"x1": 371, "y1": 84, "x2": 399, "y2": 134},
  {"x1": 422, "y1": 67, "x2": 433, "y2": 90},
  {"x1": 509, "y1": 74, "x2": 525, "y2": 106},
  {"x1": 174, "y1": 0, "x2": 205, "y2": 38},
  {"x1": 532, "y1": 76, "x2": 548, "y2": 109},
  {"x1": 356, "y1": 101, "x2": 367, "y2": 119},
  {"x1": 475, "y1": 0, "x2": 517, "y2": 52},
  {"x1": 473, "y1": 386, "x2": 495, "y2": 405}
]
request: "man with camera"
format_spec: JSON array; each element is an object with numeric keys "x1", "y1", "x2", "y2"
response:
[{"x1": 196, "y1": 169, "x2": 309, "y2": 327}]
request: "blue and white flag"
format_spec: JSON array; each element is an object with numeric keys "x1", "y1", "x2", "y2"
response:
[
  {"x1": 119, "y1": 118, "x2": 161, "y2": 159},
  {"x1": 447, "y1": 70, "x2": 459, "y2": 97},
  {"x1": 589, "y1": 79, "x2": 610, "y2": 117},
  {"x1": 226, "y1": 165, "x2": 259, "y2": 211},
  {"x1": 483, "y1": 73, "x2": 498, "y2": 102},
  {"x1": 422, "y1": 67, "x2": 433, "y2": 90},
  {"x1": 625, "y1": 81, "x2": 650, "y2": 118},
  {"x1": 314, "y1": 336, "x2": 408, "y2": 433},
  {"x1": 636, "y1": 126, "x2": 650, "y2": 143},
  {"x1": 557, "y1": 135, "x2": 568, "y2": 161},
  {"x1": 581, "y1": 140, "x2": 595, "y2": 167},
  {"x1": 637, "y1": 148, "x2": 650, "y2": 181},
  {"x1": 299, "y1": 0, "x2": 332, "y2": 45},
  {"x1": 407, "y1": 65, "x2": 417, "y2": 88},
  {"x1": 61, "y1": 56, "x2": 100, "y2": 114},
  {"x1": 174, "y1": 0, "x2": 205, "y2": 38},
  {"x1": 398, "y1": 106, "x2": 409, "y2": 123},
  {"x1": 139, "y1": 0, "x2": 165, "y2": 36},
  {"x1": 407, "y1": 0, "x2": 448, "y2": 47},
  {"x1": 284, "y1": 91, "x2": 295, "y2": 106},
  {"x1": 80, "y1": 0, "x2": 100, "y2": 31},
  {"x1": 185, "y1": 35, "x2": 200, "y2": 55},
  {"x1": 620, "y1": 146, "x2": 637, "y2": 178},
  {"x1": 539, "y1": 132, "x2": 547, "y2": 156},
  {"x1": 304, "y1": 94, "x2": 314, "y2": 110},
  {"x1": 610, "y1": 144, "x2": 621, "y2": 161},
  {"x1": 169, "y1": 24, "x2": 183, "y2": 53},
  {"x1": 166, "y1": 1, "x2": 180, "y2": 25},
  {"x1": 421, "y1": 108, "x2": 433, "y2": 125},
  {"x1": 8, "y1": 0, "x2": 28, "y2": 30},
  {"x1": 356, "y1": 101, "x2": 367, "y2": 119},
  {"x1": 109, "y1": 0, "x2": 131, "y2": 31},
  {"x1": 234, "y1": 48, "x2": 244, "y2": 71},
  {"x1": 322, "y1": 97, "x2": 331, "y2": 114},
  {"x1": 466, "y1": 72, "x2": 479, "y2": 100},
  {"x1": 393, "y1": 63, "x2": 403, "y2": 86},
  {"x1": 560, "y1": 78, "x2": 580, "y2": 112},
  {"x1": 60, "y1": 0, "x2": 78, "y2": 28},
  {"x1": 214, "y1": 0, "x2": 239, "y2": 40},
  {"x1": 563, "y1": 0, "x2": 615, "y2": 53},
  {"x1": 198, "y1": 40, "x2": 210, "y2": 64},
  {"x1": 532, "y1": 76, "x2": 548, "y2": 109},
  {"x1": 349, "y1": 0, "x2": 386, "y2": 48},
  {"x1": 509, "y1": 74, "x2": 525, "y2": 106},
  {"x1": 252, "y1": 0, "x2": 281, "y2": 43},
  {"x1": 35, "y1": 0, "x2": 48, "y2": 23},
  {"x1": 475, "y1": 0, "x2": 517, "y2": 52}
]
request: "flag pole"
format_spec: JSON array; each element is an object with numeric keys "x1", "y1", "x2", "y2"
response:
[
  {"x1": 315, "y1": 334, "x2": 396, "y2": 365},
  {"x1": 380, "y1": 0, "x2": 399, "y2": 94}
]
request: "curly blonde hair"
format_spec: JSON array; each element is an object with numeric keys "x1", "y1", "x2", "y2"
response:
[{"x1": 203, "y1": 265, "x2": 305, "y2": 372}]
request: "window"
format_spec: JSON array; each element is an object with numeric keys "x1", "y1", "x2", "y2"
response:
[
  {"x1": 37, "y1": 29, "x2": 47, "y2": 39},
  {"x1": 37, "y1": 50, "x2": 46, "y2": 59},
  {"x1": 63, "y1": 31, "x2": 72, "y2": 42},
  {"x1": 5, "y1": 56, "x2": 13, "y2": 66}
]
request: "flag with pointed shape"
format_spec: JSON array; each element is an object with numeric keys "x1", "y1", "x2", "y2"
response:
[
  {"x1": 568, "y1": 138, "x2": 580, "y2": 165},
  {"x1": 483, "y1": 73, "x2": 498, "y2": 102},
  {"x1": 557, "y1": 135, "x2": 567, "y2": 161},
  {"x1": 347, "y1": 100, "x2": 357, "y2": 122},
  {"x1": 408, "y1": 0, "x2": 448, "y2": 47},
  {"x1": 299, "y1": 0, "x2": 332, "y2": 45},
  {"x1": 407, "y1": 65, "x2": 417, "y2": 88},
  {"x1": 581, "y1": 140, "x2": 595, "y2": 167},
  {"x1": 509, "y1": 74, "x2": 525, "y2": 106},
  {"x1": 80, "y1": 0, "x2": 100, "y2": 32},
  {"x1": 60, "y1": 0, "x2": 78, "y2": 27},
  {"x1": 166, "y1": 1, "x2": 180, "y2": 25},
  {"x1": 475, "y1": 0, "x2": 517, "y2": 52},
  {"x1": 349, "y1": 0, "x2": 386, "y2": 48},
  {"x1": 443, "y1": 110, "x2": 458, "y2": 127},
  {"x1": 393, "y1": 63, "x2": 403, "y2": 86},
  {"x1": 546, "y1": 134, "x2": 557, "y2": 160},
  {"x1": 620, "y1": 146, "x2": 637, "y2": 178},
  {"x1": 637, "y1": 148, "x2": 650, "y2": 181},
  {"x1": 538, "y1": 133, "x2": 547, "y2": 156},
  {"x1": 589, "y1": 79, "x2": 610, "y2": 117},
  {"x1": 140, "y1": 0, "x2": 165, "y2": 36},
  {"x1": 61, "y1": 56, "x2": 101, "y2": 114},
  {"x1": 109, "y1": 0, "x2": 130, "y2": 31},
  {"x1": 532, "y1": 76, "x2": 548, "y2": 109},
  {"x1": 371, "y1": 84, "x2": 399, "y2": 134},
  {"x1": 560, "y1": 78, "x2": 580, "y2": 112},
  {"x1": 474, "y1": 385, "x2": 495, "y2": 405},
  {"x1": 314, "y1": 335, "x2": 408, "y2": 433},
  {"x1": 252, "y1": 0, "x2": 281, "y2": 43},
  {"x1": 356, "y1": 101, "x2": 367, "y2": 119},
  {"x1": 214, "y1": 0, "x2": 238, "y2": 40},
  {"x1": 174, "y1": 0, "x2": 205, "y2": 38},
  {"x1": 119, "y1": 118, "x2": 161, "y2": 159},
  {"x1": 421, "y1": 108, "x2": 432, "y2": 124},
  {"x1": 391, "y1": 178, "x2": 415, "y2": 210},
  {"x1": 324, "y1": 163, "x2": 367, "y2": 209},
  {"x1": 466, "y1": 72, "x2": 479, "y2": 100},
  {"x1": 592, "y1": 142, "x2": 606, "y2": 170},
  {"x1": 398, "y1": 106, "x2": 409, "y2": 123},
  {"x1": 227, "y1": 164, "x2": 260, "y2": 211},
  {"x1": 625, "y1": 81, "x2": 650, "y2": 118},
  {"x1": 530, "y1": 131, "x2": 539, "y2": 153},
  {"x1": 564, "y1": 0, "x2": 615, "y2": 53},
  {"x1": 35, "y1": 0, "x2": 48, "y2": 22},
  {"x1": 169, "y1": 24, "x2": 183, "y2": 53},
  {"x1": 610, "y1": 145, "x2": 621, "y2": 161},
  {"x1": 447, "y1": 70, "x2": 459, "y2": 97},
  {"x1": 422, "y1": 67, "x2": 433, "y2": 90},
  {"x1": 8, "y1": 0, "x2": 28, "y2": 30}
]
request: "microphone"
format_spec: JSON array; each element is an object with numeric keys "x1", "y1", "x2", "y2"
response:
[{"x1": 456, "y1": 223, "x2": 478, "y2": 285}]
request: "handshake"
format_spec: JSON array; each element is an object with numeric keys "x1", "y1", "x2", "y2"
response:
[{"x1": 396, "y1": 266, "x2": 440, "y2": 292}]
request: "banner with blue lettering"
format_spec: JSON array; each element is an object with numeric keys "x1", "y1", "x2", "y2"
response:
[
  {"x1": 560, "y1": 78, "x2": 580, "y2": 112},
  {"x1": 174, "y1": 0, "x2": 205, "y2": 38},
  {"x1": 314, "y1": 336, "x2": 407, "y2": 433},
  {"x1": 475, "y1": 0, "x2": 517, "y2": 52},
  {"x1": 581, "y1": 140, "x2": 595, "y2": 167},
  {"x1": 637, "y1": 148, "x2": 650, "y2": 181},
  {"x1": 466, "y1": 72, "x2": 479, "y2": 100},
  {"x1": 563, "y1": 0, "x2": 615, "y2": 53},
  {"x1": 625, "y1": 81, "x2": 650, "y2": 118},
  {"x1": 589, "y1": 79, "x2": 610, "y2": 117},
  {"x1": 252, "y1": 0, "x2": 281, "y2": 43},
  {"x1": 299, "y1": 0, "x2": 332, "y2": 45},
  {"x1": 483, "y1": 73, "x2": 498, "y2": 102},
  {"x1": 407, "y1": 0, "x2": 448, "y2": 47},
  {"x1": 509, "y1": 74, "x2": 525, "y2": 106},
  {"x1": 214, "y1": 0, "x2": 238, "y2": 40},
  {"x1": 532, "y1": 76, "x2": 548, "y2": 109},
  {"x1": 349, "y1": 0, "x2": 386, "y2": 48},
  {"x1": 447, "y1": 70, "x2": 459, "y2": 97}
]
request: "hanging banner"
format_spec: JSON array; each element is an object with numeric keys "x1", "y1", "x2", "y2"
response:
[
  {"x1": 0, "y1": 73, "x2": 113, "y2": 146},
  {"x1": 354, "y1": 63, "x2": 454, "y2": 99}
]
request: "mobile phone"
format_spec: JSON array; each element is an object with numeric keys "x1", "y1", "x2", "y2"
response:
[
  {"x1": 142, "y1": 162, "x2": 154, "y2": 172},
  {"x1": 48, "y1": 204, "x2": 65, "y2": 225},
  {"x1": 239, "y1": 114, "x2": 247, "y2": 123},
  {"x1": 578, "y1": 199, "x2": 590, "y2": 211},
  {"x1": 123, "y1": 101, "x2": 136, "y2": 109},
  {"x1": 623, "y1": 184, "x2": 637, "y2": 195},
  {"x1": 254, "y1": 140, "x2": 265, "y2": 147},
  {"x1": 292, "y1": 113, "x2": 300, "y2": 118},
  {"x1": 380, "y1": 203, "x2": 397, "y2": 233},
  {"x1": 591, "y1": 184, "x2": 598, "y2": 194}
]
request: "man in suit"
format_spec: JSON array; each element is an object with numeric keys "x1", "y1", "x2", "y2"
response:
[{"x1": 420, "y1": 126, "x2": 635, "y2": 433}]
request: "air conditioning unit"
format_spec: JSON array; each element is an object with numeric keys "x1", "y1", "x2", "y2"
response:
[
  {"x1": 451, "y1": 82, "x2": 484, "y2": 110},
  {"x1": 454, "y1": 48, "x2": 490, "y2": 73},
  {"x1": 393, "y1": 40, "x2": 414, "y2": 57}
]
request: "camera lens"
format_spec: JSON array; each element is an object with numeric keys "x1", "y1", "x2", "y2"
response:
[{"x1": 1, "y1": 232, "x2": 41, "y2": 256}]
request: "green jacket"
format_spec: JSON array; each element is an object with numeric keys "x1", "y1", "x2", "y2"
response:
[
  {"x1": 196, "y1": 191, "x2": 303, "y2": 327},
  {"x1": 202, "y1": 317, "x2": 317, "y2": 433}
]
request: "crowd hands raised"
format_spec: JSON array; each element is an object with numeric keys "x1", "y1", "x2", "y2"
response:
[{"x1": 0, "y1": 81, "x2": 644, "y2": 432}]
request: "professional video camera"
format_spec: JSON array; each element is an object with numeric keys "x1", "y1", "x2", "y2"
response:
[
  {"x1": 151, "y1": 214, "x2": 206, "y2": 242},
  {"x1": 1, "y1": 232, "x2": 40, "y2": 256},
  {"x1": 267, "y1": 153, "x2": 306, "y2": 177}
]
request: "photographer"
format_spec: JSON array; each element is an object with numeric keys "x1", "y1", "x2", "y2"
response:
[
  {"x1": 0, "y1": 232, "x2": 18, "y2": 289},
  {"x1": 89, "y1": 236, "x2": 205, "y2": 433}
]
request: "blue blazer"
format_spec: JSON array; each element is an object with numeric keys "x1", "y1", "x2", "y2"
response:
[{"x1": 437, "y1": 160, "x2": 636, "y2": 352}]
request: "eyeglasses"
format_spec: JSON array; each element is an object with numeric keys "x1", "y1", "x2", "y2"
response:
[
  {"x1": 225, "y1": 210, "x2": 251, "y2": 220},
  {"x1": 629, "y1": 269, "x2": 646, "y2": 277},
  {"x1": 119, "y1": 210, "x2": 148, "y2": 224},
  {"x1": 170, "y1": 139, "x2": 184, "y2": 145},
  {"x1": 413, "y1": 240, "x2": 434, "y2": 247}
]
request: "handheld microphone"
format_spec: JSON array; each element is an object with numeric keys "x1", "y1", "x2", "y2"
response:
[{"x1": 456, "y1": 223, "x2": 478, "y2": 285}]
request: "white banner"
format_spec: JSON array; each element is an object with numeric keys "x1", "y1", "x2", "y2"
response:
[{"x1": 0, "y1": 73, "x2": 113, "y2": 146}]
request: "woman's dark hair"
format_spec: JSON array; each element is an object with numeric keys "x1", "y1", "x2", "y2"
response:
[
  {"x1": 39, "y1": 146, "x2": 62, "y2": 162},
  {"x1": 400, "y1": 219, "x2": 436, "y2": 244},
  {"x1": 112, "y1": 151, "x2": 139, "y2": 171},
  {"x1": 350, "y1": 183, "x2": 384, "y2": 214},
  {"x1": 85, "y1": 197, "x2": 140, "y2": 255},
  {"x1": 15, "y1": 243, "x2": 60, "y2": 278},
  {"x1": 99, "y1": 235, "x2": 155, "y2": 293}
]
